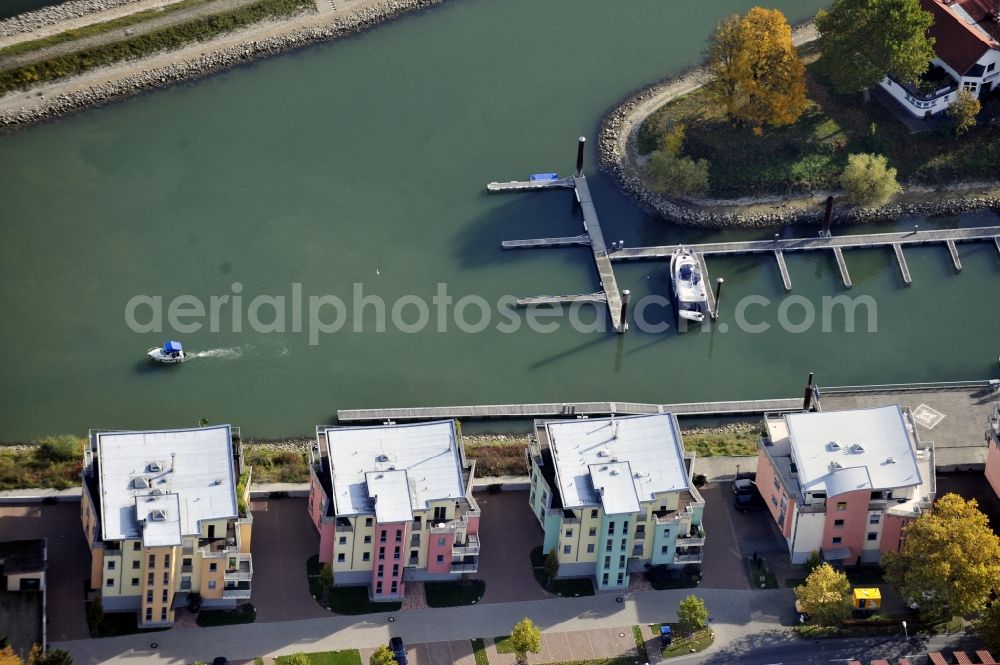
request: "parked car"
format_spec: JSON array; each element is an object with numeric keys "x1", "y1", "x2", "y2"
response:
[
  {"x1": 389, "y1": 636, "x2": 408, "y2": 665},
  {"x1": 732, "y1": 478, "x2": 757, "y2": 496},
  {"x1": 734, "y1": 493, "x2": 766, "y2": 512}
]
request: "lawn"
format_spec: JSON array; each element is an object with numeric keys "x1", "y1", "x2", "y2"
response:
[
  {"x1": 424, "y1": 580, "x2": 486, "y2": 607},
  {"x1": 306, "y1": 556, "x2": 401, "y2": 614},
  {"x1": 244, "y1": 444, "x2": 311, "y2": 483},
  {"x1": 471, "y1": 638, "x2": 489, "y2": 665},
  {"x1": 748, "y1": 558, "x2": 778, "y2": 589},
  {"x1": 275, "y1": 651, "x2": 362, "y2": 665},
  {"x1": 196, "y1": 603, "x2": 256, "y2": 627},
  {"x1": 494, "y1": 635, "x2": 514, "y2": 654},
  {"x1": 659, "y1": 627, "x2": 714, "y2": 659},
  {"x1": 637, "y1": 42, "x2": 1000, "y2": 199},
  {"x1": 530, "y1": 547, "x2": 595, "y2": 597},
  {"x1": 680, "y1": 425, "x2": 760, "y2": 457}
]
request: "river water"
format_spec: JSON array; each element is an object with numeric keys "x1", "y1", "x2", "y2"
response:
[{"x1": 1, "y1": 0, "x2": 998, "y2": 439}]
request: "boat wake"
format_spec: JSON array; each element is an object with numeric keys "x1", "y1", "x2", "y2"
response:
[{"x1": 191, "y1": 346, "x2": 246, "y2": 360}]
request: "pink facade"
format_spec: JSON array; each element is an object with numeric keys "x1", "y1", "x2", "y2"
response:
[
  {"x1": 426, "y1": 530, "x2": 454, "y2": 574},
  {"x1": 371, "y1": 522, "x2": 407, "y2": 599},
  {"x1": 880, "y1": 514, "x2": 908, "y2": 555},
  {"x1": 756, "y1": 448, "x2": 794, "y2": 538},
  {"x1": 821, "y1": 489, "x2": 870, "y2": 564},
  {"x1": 465, "y1": 514, "x2": 480, "y2": 536},
  {"x1": 986, "y1": 435, "x2": 1000, "y2": 500},
  {"x1": 309, "y1": 473, "x2": 336, "y2": 564}
]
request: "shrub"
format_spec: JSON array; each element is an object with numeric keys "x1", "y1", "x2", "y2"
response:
[
  {"x1": 840, "y1": 153, "x2": 900, "y2": 206},
  {"x1": 35, "y1": 436, "x2": 81, "y2": 462},
  {"x1": 948, "y1": 89, "x2": 980, "y2": 136},
  {"x1": 662, "y1": 123, "x2": 687, "y2": 156},
  {"x1": 692, "y1": 473, "x2": 707, "y2": 488},
  {"x1": 646, "y1": 151, "x2": 710, "y2": 198}
]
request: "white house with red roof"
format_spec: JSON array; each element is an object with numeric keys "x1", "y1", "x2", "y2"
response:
[{"x1": 878, "y1": 0, "x2": 1000, "y2": 118}]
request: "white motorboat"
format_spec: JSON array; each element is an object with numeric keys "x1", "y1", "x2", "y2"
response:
[
  {"x1": 148, "y1": 340, "x2": 186, "y2": 364},
  {"x1": 670, "y1": 246, "x2": 708, "y2": 325}
]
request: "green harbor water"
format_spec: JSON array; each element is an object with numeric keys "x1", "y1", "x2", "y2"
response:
[{"x1": 1, "y1": 0, "x2": 998, "y2": 439}]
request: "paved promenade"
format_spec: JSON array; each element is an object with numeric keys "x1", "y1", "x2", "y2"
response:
[{"x1": 56, "y1": 587, "x2": 793, "y2": 663}]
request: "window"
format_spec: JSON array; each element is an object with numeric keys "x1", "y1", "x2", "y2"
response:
[
  {"x1": 363, "y1": 552, "x2": 371, "y2": 562},
  {"x1": 607, "y1": 521, "x2": 615, "y2": 534},
  {"x1": 563, "y1": 545, "x2": 571, "y2": 555},
  {"x1": 380, "y1": 531, "x2": 387, "y2": 543},
  {"x1": 337, "y1": 553, "x2": 345, "y2": 562},
  {"x1": 602, "y1": 573, "x2": 609, "y2": 585},
  {"x1": 617, "y1": 573, "x2": 624, "y2": 585},
  {"x1": 148, "y1": 554, "x2": 155, "y2": 568},
  {"x1": 134, "y1": 541, "x2": 142, "y2": 551},
  {"x1": 161, "y1": 608, "x2": 167, "y2": 621},
  {"x1": 771, "y1": 496, "x2": 778, "y2": 507},
  {"x1": 867, "y1": 532, "x2": 878, "y2": 541},
  {"x1": 988, "y1": 62, "x2": 996, "y2": 72},
  {"x1": 107, "y1": 559, "x2": 116, "y2": 570},
  {"x1": 832, "y1": 537, "x2": 842, "y2": 545},
  {"x1": 413, "y1": 517, "x2": 421, "y2": 529},
  {"x1": 339, "y1": 536, "x2": 347, "y2": 545},
  {"x1": 618, "y1": 555, "x2": 625, "y2": 568},
  {"x1": 208, "y1": 580, "x2": 217, "y2": 590},
  {"x1": 869, "y1": 514, "x2": 880, "y2": 525},
  {"x1": 436, "y1": 555, "x2": 444, "y2": 563},
  {"x1": 132, "y1": 578, "x2": 139, "y2": 586},
  {"x1": 393, "y1": 546, "x2": 400, "y2": 560},
  {"x1": 147, "y1": 573, "x2": 154, "y2": 585},
  {"x1": 623, "y1": 521, "x2": 629, "y2": 533},
  {"x1": 587, "y1": 543, "x2": 595, "y2": 553},
  {"x1": 391, "y1": 581, "x2": 398, "y2": 594},
  {"x1": 438, "y1": 538, "x2": 446, "y2": 546},
  {"x1": 378, "y1": 565, "x2": 384, "y2": 576},
  {"x1": 591, "y1": 509, "x2": 598, "y2": 519},
  {"x1": 364, "y1": 535, "x2": 372, "y2": 544},
  {"x1": 379, "y1": 547, "x2": 385, "y2": 560},
  {"x1": 365, "y1": 517, "x2": 373, "y2": 527},
  {"x1": 836, "y1": 502, "x2": 847, "y2": 511},
  {"x1": 164, "y1": 555, "x2": 170, "y2": 568},
  {"x1": 209, "y1": 562, "x2": 217, "y2": 572},
  {"x1": 395, "y1": 531, "x2": 402, "y2": 543},
  {"x1": 774, "y1": 478, "x2": 780, "y2": 491},
  {"x1": 606, "y1": 539, "x2": 613, "y2": 552},
  {"x1": 834, "y1": 519, "x2": 845, "y2": 528},
  {"x1": 162, "y1": 573, "x2": 168, "y2": 585},
  {"x1": 661, "y1": 545, "x2": 668, "y2": 555},
  {"x1": 604, "y1": 556, "x2": 611, "y2": 569},
  {"x1": 145, "y1": 609, "x2": 152, "y2": 622},
  {"x1": 635, "y1": 524, "x2": 645, "y2": 536},
  {"x1": 963, "y1": 81, "x2": 979, "y2": 92},
  {"x1": 182, "y1": 557, "x2": 192, "y2": 568},
  {"x1": 392, "y1": 564, "x2": 399, "y2": 576},
  {"x1": 620, "y1": 538, "x2": 627, "y2": 550},
  {"x1": 146, "y1": 590, "x2": 153, "y2": 603},
  {"x1": 132, "y1": 560, "x2": 140, "y2": 569},
  {"x1": 162, "y1": 589, "x2": 168, "y2": 602},
  {"x1": 106, "y1": 578, "x2": 114, "y2": 588},
  {"x1": 565, "y1": 529, "x2": 573, "y2": 538},
  {"x1": 376, "y1": 582, "x2": 383, "y2": 594},
  {"x1": 588, "y1": 527, "x2": 597, "y2": 537}
]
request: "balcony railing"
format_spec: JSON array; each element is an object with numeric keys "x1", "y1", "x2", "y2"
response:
[
  {"x1": 673, "y1": 553, "x2": 703, "y2": 564},
  {"x1": 452, "y1": 534, "x2": 480, "y2": 557},
  {"x1": 676, "y1": 536, "x2": 706, "y2": 547},
  {"x1": 222, "y1": 582, "x2": 251, "y2": 599},
  {"x1": 450, "y1": 562, "x2": 478, "y2": 574},
  {"x1": 224, "y1": 556, "x2": 253, "y2": 582}
]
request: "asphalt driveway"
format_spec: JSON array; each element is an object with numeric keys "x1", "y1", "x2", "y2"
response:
[{"x1": 474, "y1": 490, "x2": 550, "y2": 604}]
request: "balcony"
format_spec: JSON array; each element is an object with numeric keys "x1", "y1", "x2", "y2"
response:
[
  {"x1": 452, "y1": 534, "x2": 480, "y2": 557},
  {"x1": 222, "y1": 581, "x2": 251, "y2": 599},
  {"x1": 335, "y1": 517, "x2": 353, "y2": 533},
  {"x1": 450, "y1": 562, "x2": 478, "y2": 574},
  {"x1": 674, "y1": 553, "x2": 703, "y2": 564},
  {"x1": 676, "y1": 535, "x2": 705, "y2": 547},
  {"x1": 224, "y1": 555, "x2": 253, "y2": 582}
]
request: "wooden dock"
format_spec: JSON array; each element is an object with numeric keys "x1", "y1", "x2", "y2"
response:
[
  {"x1": 892, "y1": 243, "x2": 912, "y2": 286},
  {"x1": 337, "y1": 397, "x2": 805, "y2": 423},
  {"x1": 832, "y1": 246, "x2": 852, "y2": 288},
  {"x1": 946, "y1": 239, "x2": 962, "y2": 271},
  {"x1": 501, "y1": 234, "x2": 590, "y2": 250},
  {"x1": 514, "y1": 292, "x2": 607, "y2": 306},
  {"x1": 575, "y1": 176, "x2": 625, "y2": 330},
  {"x1": 774, "y1": 250, "x2": 792, "y2": 291},
  {"x1": 695, "y1": 252, "x2": 717, "y2": 317}
]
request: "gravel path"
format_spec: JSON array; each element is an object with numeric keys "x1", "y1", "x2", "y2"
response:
[{"x1": 0, "y1": 0, "x2": 265, "y2": 69}]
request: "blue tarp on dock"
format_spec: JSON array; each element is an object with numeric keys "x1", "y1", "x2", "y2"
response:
[{"x1": 529, "y1": 172, "x2": 558, "y2": 181}]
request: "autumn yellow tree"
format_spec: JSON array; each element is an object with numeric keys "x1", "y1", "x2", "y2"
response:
[
  {"x1": 794, "y1": 563, "x2": 851, "y2": 625},
  {"x1": 0, "y1": 646, "x2": 23, "y2": 665},
  {"x1": 706, "y1": 7, "x2": 807, "y2": 130},
  {"x1": 883, "y1": 493, "x2": 1000, "y2": 620}
]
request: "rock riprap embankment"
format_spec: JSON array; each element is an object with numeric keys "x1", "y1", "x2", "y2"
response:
[{"x1": 0, "y1": 0, "x2": 149, "y2": 38}]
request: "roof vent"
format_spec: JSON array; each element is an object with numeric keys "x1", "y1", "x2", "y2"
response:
[
  {"x1": 830, "y1": 461, "x2": 844, "y2": 471},
  {"x1": 849, "y1": 443, "x2": 866, "y2": 454},
  {"x1": 213, "y1": 478, "x2": 223, "y2": 485},
  {"x1": 147, "y1": 461, "x2": 163, "y2": 473},
  {"x1": 610, "y1": 469, "x2": 620, "y2": 476},
  {"x1": 132, "y1": 477, "x2": 150, "y2": 489},
  {"x1": 376, "y1": 454, "x2": 389, "y2": 463},
  {"x1": 150, "y1": 488, "x2": 165, "y2": 496},
  {"x1": 597, "y1": 448, "x2": 611, "y2": 458},
  {"x1": 148, "y1": 510, "x2": 166, "y2": 522},
  {"x1": 886, "y1": 457, "x2": 896, "y2": 464},
  {"x1": 828, "y1": 441, "x2": 842, "y2": 451},
  {"x1": 634, "y1": 471, "x2": 646, "y2": 479}
]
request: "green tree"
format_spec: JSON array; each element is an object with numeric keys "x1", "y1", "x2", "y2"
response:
[
  {"x1": 509, "y1": 617, "x2": 542, "y2": 665},
  {"x1": 646, "y1": 151, "x2": 710, "y2": 198},
  {"x1": 86, "y1": 594, "x2": 104, "y2": 635},
  {"x1": 35, "y1": 436, "x2": 81, "y2": 462},
  {"x1": 794, "y1": 563, "x2": 851, "y2": 625},
  {"x1": 816, "y1": 0, "x2": 935, "y2": 96},
  {"x1": 676, "y1": 594, "x2": 709, "y2": 635},
  {"x1": 975, "y1": 601, "x2": 1000, "y2": 653},
  {"x1": 883, "y1": 493, "x2": 1000, "y2": 620},
  {"x1": 706, "y1": 7, "x2": 808, "y2": 129},
  {"x1": 543, "y1": 549, "x2": 559, "y2": 589},
  {"x1": 370, "y1": 645, "x2": 397, "y2": 665},
  {"x1": 840, "y1": 153, "x2": 901, "y2": 206},
  {"x1": 947, "y1": 89, "x2": 980, "y2": 136},
  {"x1": 804, "y1": 550, "x2": 822, "y2": 576},
  {"x1": 319, "y1": 562, "x2": 334, "y2": 603}
]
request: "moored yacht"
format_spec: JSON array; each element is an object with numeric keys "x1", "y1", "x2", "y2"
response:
[{"x1": 670, "y1": 246, "x2": 708, "y2": 325}]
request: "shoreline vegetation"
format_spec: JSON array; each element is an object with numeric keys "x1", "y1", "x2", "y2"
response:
[
  {"x1": 0, "y1": 423, "x2": 758, "y2": 490},
  {"x1": 597, "y1": 20, "x2": 1000, "y2": 228}
]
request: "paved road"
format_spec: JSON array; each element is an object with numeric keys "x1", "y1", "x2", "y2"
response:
[{"x1": 704, "y1": 633, "x2": 982, "y2": 665}]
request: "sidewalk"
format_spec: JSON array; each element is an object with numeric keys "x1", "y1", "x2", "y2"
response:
[{"x1": 55, "y1": 587, "x2": 795, "y2": 663}]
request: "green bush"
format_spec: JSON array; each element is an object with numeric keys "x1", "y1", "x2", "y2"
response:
[
  {"x1": 36, "y1": 435, "x2": 82, "y2": 462},
  {"x1": 840, "y1": 153, "x2": 901, "y2": 206},
  {"x1": 646, "y1": 150, "x2": 710, "y2": 198}
]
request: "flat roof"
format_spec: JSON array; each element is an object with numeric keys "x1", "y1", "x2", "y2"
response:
[
  {"x1": 786, "y1": 406, "x2": 922, "y2": 496},
  {"x1": 323, "y1": 420, "x2": 465, "y2": 519},
  {"x1": 0, "y1": 540, "x2": 45, "y2": 575},
  {"x1": 545, "y1": 414, "x2": 689, "y2": 513},
  {"x1": 96, "y1": 425, "x2": 238, "y2": 546}
]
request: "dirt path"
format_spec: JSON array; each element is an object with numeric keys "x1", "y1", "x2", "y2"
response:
[
  {"x1": 0, "y1": 0, "x2": 264, "y2": 69},
  {"x1": 0, "y1": 0, "x2": 395, "y2": 117},
  {"x1": 0, "y1": 0, "x2": 195, "y2": 49}
]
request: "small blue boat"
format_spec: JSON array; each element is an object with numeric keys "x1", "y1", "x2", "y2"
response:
[
  {"x1": 530, "y1": 172, "x2": 559, "y2": 182},
  {"x1": 147, "y1": 340, "x2": 186, "y2": 364}
]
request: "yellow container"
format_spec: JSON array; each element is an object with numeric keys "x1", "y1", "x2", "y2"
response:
[{"x1": 852, "y1": 588, "x2": 881, "y2": 610}]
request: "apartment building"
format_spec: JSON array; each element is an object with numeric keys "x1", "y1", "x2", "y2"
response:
[
  {"x1": 986, "y1": 404, "x2": 1000, "y2": 498},
  {"x1": 756, "y1": 405, "x2": 935, "y2": 566},
  {"x1": 527, "y1": 414, "x2": 705, "y2": 592},
  {"x1": 81, "y1": 425, "x2": 253, "y2": 627},
  {"x1": 308, "y1": 420, "x2": 480, "y2": 602}
]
